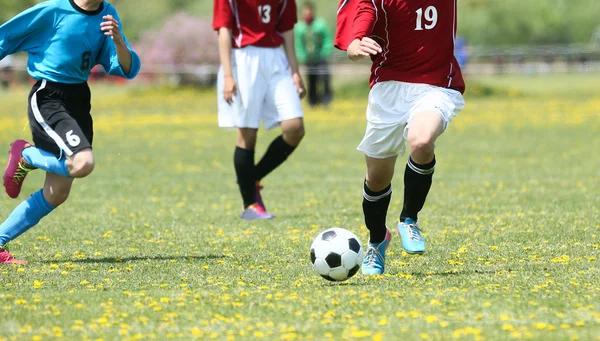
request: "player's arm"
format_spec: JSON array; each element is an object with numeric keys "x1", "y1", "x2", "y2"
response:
[
  {"x1": 0, "y1": 2, "x2": 54, "y2": 59},
  {"x1": 213, "y1": 0, "x2": 236, "y2": 104},
  {"x1": 98, "y1": 13, "x2": 141, "y2": 79},
  {"x1": 277, "y1": 0, "x2": 305, "y2": 98},
  {"x1": 281, "y1": 30, "x2": 305, "y2": 98},
  {"x1": 218, "y1": 27, "x2": 236, "y2": 104},
  {"x1": 347, "y1": 0, "x2": 382, "y2": 61}
]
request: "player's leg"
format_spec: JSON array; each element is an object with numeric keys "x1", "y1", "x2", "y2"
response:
[
  {"x1": 255, "y1": 51, "x2": 305, "y2": 215},
  {"x1": 402, "y1": 111, "x2": 442, "y2": 219},
  {"x1": 397, "y1": 87, "x2": 465, "y2": 254},
  {"x1": 361, "y1": 156, "x2": 395, "y2": 275},
  {"x1": 357, "y1": 82, "x2": 410, "y2": 275},
  {"x1": 396, "y1": 111, "x2": 441, "y2": 254},
  {"x1": 258, "y1": 51, "x2": 305, "y2": 181},
  {"x1": 5, "y1": 139, "x2": 94, "y2": 198},
  {"x1": 0, "y1": 172, "x2": 73, "y2": 264},
  {"x1": 217, "y1": 48, "x2": 272, "y2": 220},
  {"x1": 235, "y1": 128, "x2": 259, "y2": 209},
  {"x1": 254, "y1": 116, "x2": 304, "y2": 212},
  {"x1": 4, "y1": 80, "x2": 94, "y2": 198},
  {"x1": 21, "y1": 146, "x2": 94, "y2": 177},
  {"x1": 255, "y1": 117, "x2": 304, "y2": 181},
  {"x1": 236, "y1": 128, "x2": 274, "y2": 220}
]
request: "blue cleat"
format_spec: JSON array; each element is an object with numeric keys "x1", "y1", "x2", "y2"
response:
[
  {"x1": 362, "y1": 228, "x2": 392, "y2": 275},
  {"x1": 397, "y1": 218, "x2": 425, "y2": 254}
]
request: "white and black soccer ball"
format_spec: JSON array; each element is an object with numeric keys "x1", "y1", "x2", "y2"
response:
[{"x1": 310, "y1": 228, "x2": 364, "y2": 282}]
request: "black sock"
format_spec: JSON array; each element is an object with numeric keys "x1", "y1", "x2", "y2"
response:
[
  {"x1": 255, "y1": 135, "x2": 297, "y2": 180},
  {"x1": 400, "y1": 156, "x2": 436, "y2": 222},
  {"x1": 363, "y1": 181, "x2": 392, "y2": 244},
  {"x1": 234, "y1": 147, "x2": 256, "y2": 208}
]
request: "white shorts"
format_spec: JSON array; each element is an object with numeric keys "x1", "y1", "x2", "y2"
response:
[
  {"x1": 357, "y1": 81, "x2": 465, "y2": 159},
  {"x1": 217, "y1": 46, "x2": 304, "y2": 130}
]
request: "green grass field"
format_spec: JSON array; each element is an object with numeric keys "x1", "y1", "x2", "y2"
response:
[{"x1": 0, "y1": 73, "x2": 599, "y2": 341}]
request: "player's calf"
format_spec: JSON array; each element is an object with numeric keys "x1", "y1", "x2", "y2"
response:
[{"x1": 43, "y1": 173, "x2": 74, "y2": 207}]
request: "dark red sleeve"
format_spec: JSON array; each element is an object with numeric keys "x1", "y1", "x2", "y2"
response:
[
  {"x1": 352, "y1": 0, "x2": 377, "y2": 41},
  {"x1": 334, "y1": 0, "x2": 357, "y2": 51},
  {"x1": 213, "y1": 0, "x2": 233, "y2": 30},
  {"x1": 276, "y1": 0, "x2": 297, "y2": 33}
]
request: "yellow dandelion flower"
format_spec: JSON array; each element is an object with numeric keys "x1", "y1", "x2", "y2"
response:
[
  {"x1": 350, "y1": 330, "x2": 371, "y2": 338},
  {"x1": 424, "y1": 315, "x2": 437, "y2": 323},
  {"x1": 372, "y1": 332, "x2": 384, "y2": 341}
]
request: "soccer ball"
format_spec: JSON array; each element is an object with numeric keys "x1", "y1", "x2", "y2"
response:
[{"x1": 310, "y1": 228, "x2": 364, "y2": 282}]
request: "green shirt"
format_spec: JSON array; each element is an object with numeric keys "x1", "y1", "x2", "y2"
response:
[{"x1": 294, "y1": 18, "x2": 333, "y2": 64}]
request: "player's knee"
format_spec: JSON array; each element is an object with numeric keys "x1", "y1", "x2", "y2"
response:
[
  {"x1": 365, "y1": 170, "x2": 392, "y2": 192},
  {"x1": 409, "y1": 135, "x2": 435, "y2": 157},
  {"x1": 70, "y1": 157, "x2": 95, "y2": 178},
  {"x1": 365, "y1": 178, "x2": 390, "y2": 193},
  {"x1": 283, "y1": 122, "x2": 305, "y2": 146}
]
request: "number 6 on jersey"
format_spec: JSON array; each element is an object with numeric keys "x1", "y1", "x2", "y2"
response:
[
  {"x1": 415, "y1": 6, "x2": 438, "y2": 31},
  {"x1": 66, "y1": 130, "x2": 81, "y2": 147}
]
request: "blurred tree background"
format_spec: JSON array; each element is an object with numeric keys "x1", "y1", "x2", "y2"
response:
[{"x1": 1, "y1": 0, "x2": 599, "y2": 46}]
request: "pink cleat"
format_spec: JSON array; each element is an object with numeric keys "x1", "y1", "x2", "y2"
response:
[
  {"x1": 255, "y1": 182, "x2": 266, "y2": 210},
  {"x1": 3, "y1": 140, "x2": 36, "y2": 199},
  {"x1": 241, "y1": 203, "x2": 275, "y2": 220},
  {"x1": 0, "y1": 248, "x2": 27, "y2": 265}
]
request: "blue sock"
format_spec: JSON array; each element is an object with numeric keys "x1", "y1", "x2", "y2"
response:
[
  {"x1": 0, "y1": 190, "x2": 55, "y2": 247},
  {"x1": 22, "y1": 147, "x2": 70, "y2": 178}
]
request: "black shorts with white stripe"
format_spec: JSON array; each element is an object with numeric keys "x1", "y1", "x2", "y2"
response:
[{"x1": 27, "y1": 79, "x2": 93, "y2": 158}]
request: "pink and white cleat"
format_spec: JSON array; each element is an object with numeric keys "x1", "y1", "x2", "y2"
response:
[
  {"x1": 3, "y1": 140, "x2": 36, "y2": 199},
  {"x1": 0, "y1": 248, "x2": 27, "y2": 265},
  {"x1": 241, "y1": 203, "x2": 275, "y2": 220}
]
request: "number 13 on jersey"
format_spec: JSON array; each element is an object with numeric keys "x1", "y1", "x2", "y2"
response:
[{"x1": 258, "y1": 5, "x2": 271, "y2": 24}]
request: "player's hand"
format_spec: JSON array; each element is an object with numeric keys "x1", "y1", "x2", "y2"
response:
[
  {"x1": 101, "y1": 15, "x2": 124, "y2": 44},
  {"x1": 293, "y1": 72, "x2": 306, "y2": 99},
  {"x1": 223, "y1": 75, "x2": 237, "y2": 104},
  {"x1": 347, "y1": 37, "x2": 382, "y2": 61}
]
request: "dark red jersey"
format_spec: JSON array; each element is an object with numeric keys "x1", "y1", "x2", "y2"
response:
[
  {"x1": 213, "y1": 0, "x2": 297, "y2": 48},
  {"x1": 335, "y1": 0, "x2": 465, "y2": 93}
]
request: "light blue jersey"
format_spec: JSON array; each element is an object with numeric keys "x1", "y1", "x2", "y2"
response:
[{"x1": 0, "y1": 0, "x2": 140, "y2": 84}]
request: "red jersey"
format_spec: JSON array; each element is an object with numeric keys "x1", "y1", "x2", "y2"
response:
[
  {"x1": 213, "y1": 0, "x2": 297, "y2": 48},
  {"x1": 335, "y1": 0, "x2": 465, "y2": 93}
]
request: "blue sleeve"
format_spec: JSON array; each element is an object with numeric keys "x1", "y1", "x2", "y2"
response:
[
  {"x1": 97, "y1": 10, "x2": 140, "y2": 80},
  {"x1": 0, "y1": 2, "x2": 55, "y2": 60}
]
